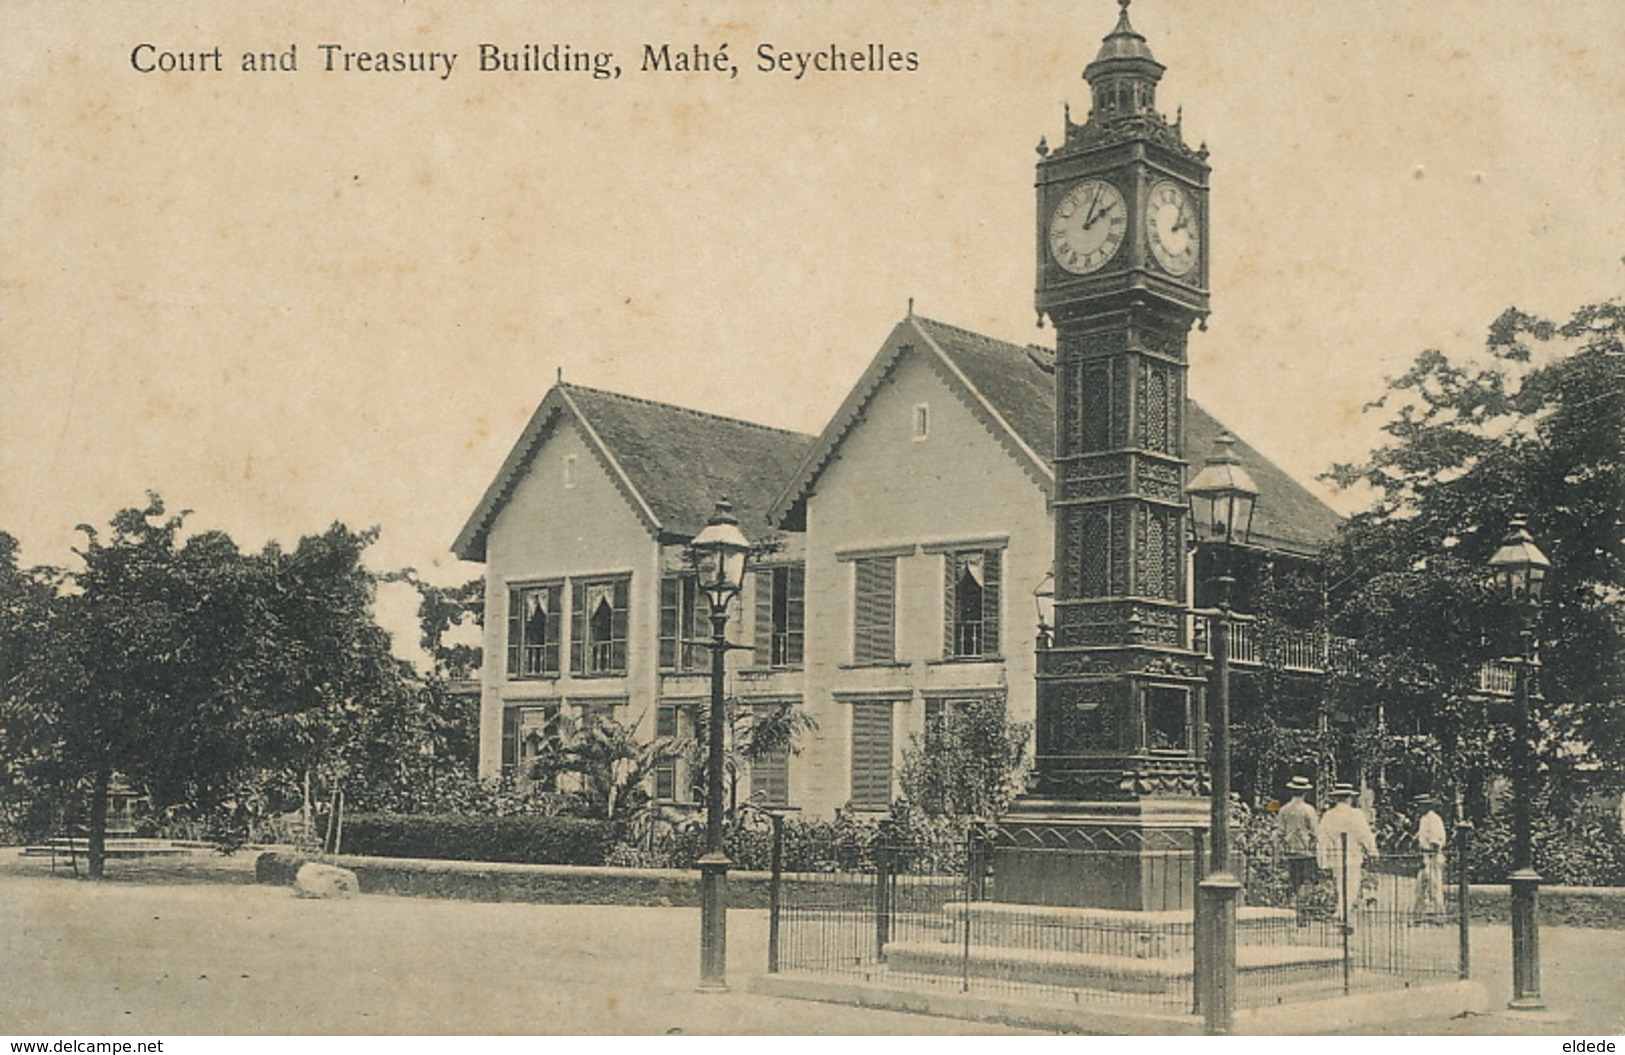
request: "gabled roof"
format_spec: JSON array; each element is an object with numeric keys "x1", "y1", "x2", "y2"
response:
[
  {"x1": 453, "y1": 383, "x2": 816, "y2": 562},
  {"x1": 770, "y1": 314, "x2": 1342, "y2": 556}
]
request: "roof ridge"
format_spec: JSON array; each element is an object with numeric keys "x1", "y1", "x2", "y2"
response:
[
  {"x1": 560, "y1": 381, "x2": 814, "y2": 439},
  {"x1": 913, "y1": 314, "x2": 1047, "y2": 355}
]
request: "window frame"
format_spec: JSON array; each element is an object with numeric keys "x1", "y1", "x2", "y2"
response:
[
  {"x1": 942, "y1": 547, "x2": 1003, "y2": 661},
  {"x1": 660, "y1": 575, "x2": 711, "y2": 673},
  {"x1": 506, "y1": 581, "x2": 563, "y2": 680},
  {"x1": 753, "y1": 563, "x2": 805, "y2": 669},
  {"x1": 571, "y1": 575, "x2": 631, "y2": 677}
]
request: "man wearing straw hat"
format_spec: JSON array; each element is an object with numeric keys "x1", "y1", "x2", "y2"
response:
[
  {"x1": 1414, "y1": 793, "x2": 1448, "y2": 915},
  {"x1": 1318, "y1": 782, "x2": 1378, "y2": 926},
  {"x1": 1278, "y1": 775, "x2": 1320, "y2": 908}
]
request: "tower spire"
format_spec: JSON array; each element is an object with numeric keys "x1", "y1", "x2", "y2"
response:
[{"x1": 1084, "y1": 0, "x2": 1165, "y2": 122}]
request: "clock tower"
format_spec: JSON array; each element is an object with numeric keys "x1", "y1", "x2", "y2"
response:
[{"x1": 1000, "y1": 0, "x2": 1212, "y2": 910}]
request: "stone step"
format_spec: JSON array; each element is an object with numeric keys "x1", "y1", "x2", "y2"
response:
[
  {"x1": 935, "y1": 901, "x2": 1300, "y2": 956},
  {"x1": 883, "y1": 938, "x2": 1344, "y2": 996}
]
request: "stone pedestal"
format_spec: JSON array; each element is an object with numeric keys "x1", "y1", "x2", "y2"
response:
[{"x1": 990, "y1": 795, "x2": 1210, "y2": 912}]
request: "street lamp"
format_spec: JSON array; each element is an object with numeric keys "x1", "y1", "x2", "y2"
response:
[
  {"x1": 1487, "y1": 514, "x2": 1550, "y2": 1011},
  {"x1": 689, "y1": 497, "x2": 752, "y2": 992},
  {"x1": 1186, "y1": 431, "x2": 1260, "y2": 1035},
  {"x1": 1033, "y1": 570, "x2": 1056, "y2": 651}
]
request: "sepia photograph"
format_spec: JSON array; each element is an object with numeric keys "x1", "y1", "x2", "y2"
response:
[{"x1": 2, "y1": 0, "x2": 1621, "y2": 1042}]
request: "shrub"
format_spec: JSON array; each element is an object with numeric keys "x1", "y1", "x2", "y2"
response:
[
  {"x1": 339, "y1": 813, "x2": 615, "y2": 866},
  {"x1": 1467, "y1": 805, "x2": 1625, "y2": 886}
]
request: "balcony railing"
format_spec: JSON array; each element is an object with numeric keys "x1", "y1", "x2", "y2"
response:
[
  {"x1": 1188, "y1": 617, "x2": 1521, "y2": 694},
  {"x1": 1190, "y1": 618, "x2": 1334, "y2": 673}
]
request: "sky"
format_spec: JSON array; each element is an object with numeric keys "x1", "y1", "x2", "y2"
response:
[{"x1": 3, "y1": 1, "x2": 1622, "y2": 639}]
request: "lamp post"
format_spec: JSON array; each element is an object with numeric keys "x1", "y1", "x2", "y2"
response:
[
  {"x1": 689, "y1": 497, "x2": 752, "y2": 991},
  {"x1": 1186, "y1": 431, "x2": 1260, "y2": 1035},
  {"x1": 1487, "y1": 515, "x2": 1550, "y2": 1011}
]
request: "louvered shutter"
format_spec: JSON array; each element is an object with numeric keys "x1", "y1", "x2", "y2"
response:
[
  {"x1": 501, "y1": 707, "x2": 519, "y2": 772},
  {"x1": 943, "y1": 554, "x2": 958, "y2": 658},
  {"x1": 850, "y1": 700, "x2": 894, "y2": 808},
  {"x1": 854, "y1": 558, "x2": 895, "y2": 664},
  {"x1": 785, "y1": 563, "x2": 805, "y2": 666},
  {"x1": 753, "y1": 568, "x2": 775, "y2": 666},
  {"x1": 570, "y1": 580, "x2": 586, "y2": 674},
  {"x1": 611, "y1": 578, "x2": 629, "y2": 673},
  {"x1": 750, "y1": 704, "x2": 791, "y2": 806},
  {"x1": 506, "y1": 589, "x2": 522, "y2": 676},
  {"x1": 659, "y1": 577, "x2": 678, "y2": 669},
  {"x1": 983, "y1": 549, "x2": 1001, "y2": 656},
  {"x1": 655, "y1": 705, "x2": 677, "y2": 800}
]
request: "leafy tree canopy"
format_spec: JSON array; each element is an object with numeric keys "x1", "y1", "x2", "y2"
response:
[{"x1": 1324, "y1": 301, "x2": 1623, "y2": 774}]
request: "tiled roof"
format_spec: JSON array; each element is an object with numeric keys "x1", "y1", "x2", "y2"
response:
[
  {"x1": 563, "y1": 385, "x2": 815, "y2": 539},
  {"x1": 771, "y1": 314, "x2": 1341, "y2": 555},
  {"x1": 915, "y1": 316, "x2": 1342, "y2": 554},
  {"x1": 452, "y1": 383, "x2": 815, "y2": 561}
]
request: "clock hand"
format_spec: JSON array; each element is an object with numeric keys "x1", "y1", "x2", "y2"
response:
[{"x1": 1082, "y1": 185, "x2": 1104, "y2": 229}]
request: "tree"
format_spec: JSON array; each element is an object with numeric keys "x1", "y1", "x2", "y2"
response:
[
  {"x1": 1, "y1": 497, "x2": 271, "y2": 875},
  {"x1": 0, "y1": 496, "x2": 437, "y2": 873},
  {"x1": 899, "y1": 697, "x2": 1031, "y2": 820},
  {"x1": 1324, "y1": 300, "x2": 1623, "y2": 807},
  {"x1": 684, "y1": 698, "x2": 818, "y2": 823}
]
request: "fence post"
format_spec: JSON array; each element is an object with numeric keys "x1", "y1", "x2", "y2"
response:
[
  {"x1": 768, "y1": 811, "x2": 784, "y2": 974},
  {"x1": 874, "y1": 839, "x2": 893, "y2": 963},
  {"x1": 1456, "y1": 818, "x2": 1472, "y2": 980},
  {"x1": 1340, "y1": 831, "x2": 1352, "y2": 995}
]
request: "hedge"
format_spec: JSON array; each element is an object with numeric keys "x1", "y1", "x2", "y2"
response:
[{"x1": 337, "y1": 813, "x2": 615, "y2": 866}]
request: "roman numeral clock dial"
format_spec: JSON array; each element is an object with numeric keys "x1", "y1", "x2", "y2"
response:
[
  {"x1": 1146, "y1": 179, "x2": 1200, "y2": 277},
  {"x1": 1048, "y1": 179, "x2": 1127, "y2": 275}
]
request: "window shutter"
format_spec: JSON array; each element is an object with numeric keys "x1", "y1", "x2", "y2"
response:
[
  {"x1": 943, "y1": 555, "x2": 957, "y2": 658},
  {"x1": 655, "y1": 705, "x2": 677, "y2": 800},
  {"x1": 854, "y1": 558, "x2": 895, "y2": 664},
  {"x1": 983, "y1": 549, "x2": 1001, "y2": 656},
  {"x1": 850, "y1": 700, "x2": 894, "y2": 808},
  {"x1": 753, "y1": 568, "x2": 774, "y2": 666},
  {"x1": 749, "y1": 704, "x2": 791, "y2": 806},
  {"x1": 611, "y1": 578, "x2": 629, "y2": 673},
  {"x1": 501, "y1": 707, "x2": 519, "y2": 772},
  {"x1": 570, "y1": 580, "x2": 586, "y2": 674},
  {"x1": 506, "y1": 589, "x2": 522, "y2": 677},
  {"x1": 660, "y1": 577, "x2": 678, "y2": 669},
  {"x1": 786, "y1": 563, "x2": 805, "y2": 666}
]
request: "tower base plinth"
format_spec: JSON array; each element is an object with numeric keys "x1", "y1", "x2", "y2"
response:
[{"x1": 991, "y1": 796, "x2": 1211, "y2": 912}]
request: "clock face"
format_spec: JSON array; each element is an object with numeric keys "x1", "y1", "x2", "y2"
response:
[
  {"x1": 1146, "y1": 180, "x2": 1200, "y2": 277},
  {"x1": 1048, "y1": 180, "x2": 1127, "y2": 275}
]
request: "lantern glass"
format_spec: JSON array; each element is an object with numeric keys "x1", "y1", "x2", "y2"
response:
[
  {"x1": 1487, "y1": 516, "x2": 1551, "y2": 607},
  {"x1": 690, "y1": 498, "x2": 751, "y2": 606},
  {"x1": 1186, "y1": 432, "x2": 1260, "y2": 548}
]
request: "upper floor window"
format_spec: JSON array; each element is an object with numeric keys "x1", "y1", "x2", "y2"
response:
[
  {"x1": 506, "y1": 582, "x2": 562, "y2": 678},
  {"x1": 754, "y1": 564, "x2": 805, "y2": 668},
  {"x1": 659, "y1": 575, "x2": 711, "y2": 672},
  {"x1": 852, "y1": 556, "x2": 897, "y2": 665},
  {"x1": 913, "y1": 403, "x2": 930, "y2": 441},
  {"x1": 944, "y1": 548, "x2": 1001, "y2": 659},
  {"x1": 563, "y1": 454, "x2": 579, "y2": 488},
  {"x1": 571, "y1": 577, "x2": 629, "y2": 676}
]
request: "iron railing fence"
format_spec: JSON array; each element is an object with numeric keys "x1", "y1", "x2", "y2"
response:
[
  {"x1": 775, "y1": 826, "x2": 1202, "y2": 1012},
  {"x1": 1234, "y1": 827, "x2": 1467, "y2": 1008},
  {"x1": 771, "y1": 818, "x2": 1472, "y2": 1021}
]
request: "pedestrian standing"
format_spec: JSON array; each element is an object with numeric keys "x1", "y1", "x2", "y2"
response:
[
  {"x1": 1318, "y1": 782, "x2": 1378, "y2": 926},
  {"x1": 1278, "y1": 775, "x2": 1319, "y2": 908},
  {"x1": 1414, "y1": 793, "x2": 1447, "y2": 915}
]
